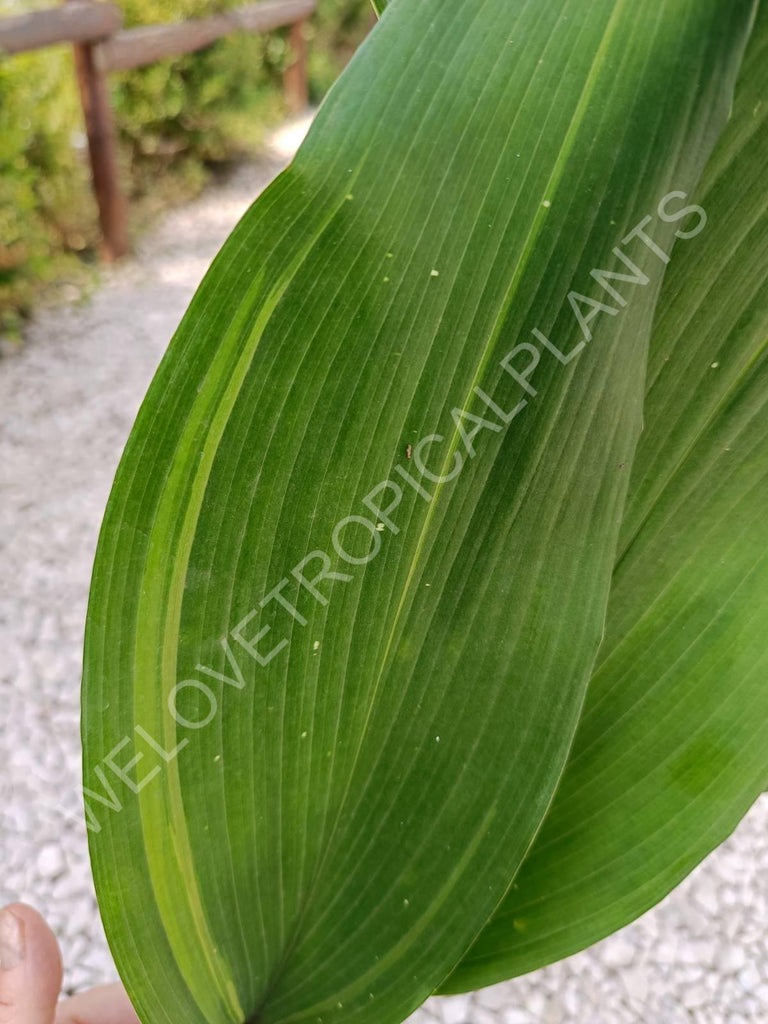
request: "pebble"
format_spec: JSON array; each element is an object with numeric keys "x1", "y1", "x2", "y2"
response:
[
  {"x1": 502, "y1": 1010, "x2": 530, "y2": 1024},
  {"x1": 621, "y1": 966, "x2": 648, "y2": 1003},
  {"x1": 478, "y1": 986, "x2": 513, "y2": 1011},
  {"x1": 738, "y1": 964, "x2": 761, "y2": 991},
  {"x1": 442, "y1": 995, "x2": 472, "y2": 1022},
  {"x1": 36, "y1": 843, "x2": 66, "y2": 879},
  {"x1": 602, "y1": 935, "x2": 635, "y2": 968},
  {"x1": 683, "y1": 985, "x2": 709, "y2": 1009}
]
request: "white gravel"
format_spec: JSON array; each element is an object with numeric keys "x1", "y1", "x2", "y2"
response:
[{"x1": 1, "y1": 115, "x2": 766, "y2": 1021}]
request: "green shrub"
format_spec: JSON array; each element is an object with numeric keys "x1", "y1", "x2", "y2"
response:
[{"x1": 0, "y1": 42, "x2": 97, "y2": 332}]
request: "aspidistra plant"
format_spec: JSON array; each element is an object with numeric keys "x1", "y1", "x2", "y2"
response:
[{"x1": 81, "y1": 1, "x2": 767, "y2": 1022}]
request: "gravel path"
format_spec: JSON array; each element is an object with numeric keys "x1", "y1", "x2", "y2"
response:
[{"x1": 1, "y1": 117, "x2": 766, "y2": 1023}]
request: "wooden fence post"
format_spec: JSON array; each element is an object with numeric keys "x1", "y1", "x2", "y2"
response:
[
  {"x1": 72, "y1": 38, "x2": 129, "y2": 260},
  {"x1": 283, "y1": 17, "x2": 308, "y2": 113}
]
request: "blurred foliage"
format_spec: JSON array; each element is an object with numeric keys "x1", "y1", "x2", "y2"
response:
[{"x1": 0, "y1": 0, "x2": 372, "y2": 334}]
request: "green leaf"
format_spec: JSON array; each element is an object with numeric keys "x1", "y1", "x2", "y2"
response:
[
  {"x1": 82, "y1": 2, "x2": 756, "y2": 1022},
  {"x1": 443, "y1": 2, "x2": 768, "y2": 992}
]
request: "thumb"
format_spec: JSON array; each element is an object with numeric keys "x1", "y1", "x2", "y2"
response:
[
  {"x1": 0, "y1": 903, "x2": 62, "y2": 1024},
  {"x1": 56, "y1": 982, "x2": 139, "y2": 1024}
]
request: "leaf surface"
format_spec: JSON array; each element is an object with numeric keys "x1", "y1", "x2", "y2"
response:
[
  {"x1": 82, "y1": 1, "x2": 756, "y2": 1022},
  {"x1": 444, "y1": 2, "x2": 768, "y2": 991}
]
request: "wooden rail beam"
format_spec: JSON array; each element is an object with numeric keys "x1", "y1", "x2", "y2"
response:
[
  {"x1": 99, "y1": 0, "x2": 316, "y2": 72},
  {"x1": 0, "y1": 0, "x2": 122, "y2": 55}
]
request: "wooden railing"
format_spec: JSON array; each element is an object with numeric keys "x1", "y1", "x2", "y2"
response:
[{"x1": 0, "y1": 0, "x2": 316, "y2": 259}]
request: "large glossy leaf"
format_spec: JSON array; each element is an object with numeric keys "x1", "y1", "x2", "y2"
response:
[
  {"x1": 82, "y1": 2, "x2": 756, "y2": 1022},
  {"x1": 444, "y1": 2, "x2": 768, "y2": 991}
]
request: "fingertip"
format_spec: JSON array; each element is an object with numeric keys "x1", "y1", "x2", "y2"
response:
[
  {"x1": 3, "y1": 903, "x2": 63, "y2": 979},
  {"x1": 0, "y1": 902, "x2": 62, "y2": 1024}
]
